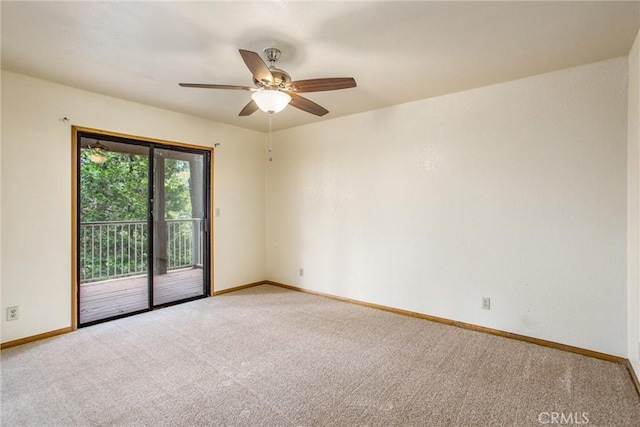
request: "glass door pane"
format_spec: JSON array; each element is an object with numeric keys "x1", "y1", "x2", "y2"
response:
[
  {"x1": 152, "y1": 147, "x2": 208, "y2": 306},
  {"x1": 78, "y1": 138, "x2": 151, "y2": 325}
]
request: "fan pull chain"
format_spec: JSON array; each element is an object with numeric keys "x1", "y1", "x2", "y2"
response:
[{"x1": 268, "y1": 112, "x2": 273, "y2": 162}]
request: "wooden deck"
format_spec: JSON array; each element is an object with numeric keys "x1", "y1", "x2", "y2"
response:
[{"x1": 79, "y1": 268, "x2": 204, "y2": 324}]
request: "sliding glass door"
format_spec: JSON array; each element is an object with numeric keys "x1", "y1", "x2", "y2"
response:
[
  {"x1": 152, "y1": 147, "x2": 208, "y2": 306},
  {"x1": 77, "y1": 132, "x2": 210, "y2": 326}
]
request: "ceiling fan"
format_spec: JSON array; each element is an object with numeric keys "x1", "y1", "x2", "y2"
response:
[{"x1": 179, "y1": 48, "x2": 356, "y2": 117}]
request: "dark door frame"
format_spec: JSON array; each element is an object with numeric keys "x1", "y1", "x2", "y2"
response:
[{"x1": 71, "y1": 126, "x2": 213, "y2": 329}]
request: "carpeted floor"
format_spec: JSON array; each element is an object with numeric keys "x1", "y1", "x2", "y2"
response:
[{"x1": 2, "y1": 284, "x2": 639, "y2": 426}]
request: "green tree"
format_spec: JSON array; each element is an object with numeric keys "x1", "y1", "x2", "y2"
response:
[
  {"x1": 80, "y1": 150, "x2": 149, "y2": 222},
  {"x1": 163, "y1": 158, "x2": 192, "y2": 219},
  {"x1": 80, "y1": 152, "x2": 193, "y2": 221},
  {"x1": 79, "y1": 149, "x2": 195, "y2": 282}
]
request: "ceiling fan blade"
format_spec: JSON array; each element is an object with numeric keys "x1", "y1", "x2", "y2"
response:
[
  {"x1": 289, "y1": 93, "x2": 329, "y2": 116},
  {"x1": 239, "y1": 100, "x2": 259, "y2": 116},
  {"x1": 239, "y1": 49, "x2": 273, "y2": 84},
  {"x1": 179, "y1": 83, "x2": 253, "y2": 90},
  {"x1": 286, "y1": 77, "x2": 356, "y2": 93}
]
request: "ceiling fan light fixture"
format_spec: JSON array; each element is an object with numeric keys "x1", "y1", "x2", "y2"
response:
[
  {"x1": 179, "y1": 48, "x2": 355, "y2": 117},
  {"x1": 251, "y1": 89, "x2": 291, "y2": 114}
]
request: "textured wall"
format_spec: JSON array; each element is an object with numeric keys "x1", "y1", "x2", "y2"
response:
[
  {"x1": 1, "y1": 71, "x2": 266, "y2": 343},
  {"x1": 267, "y1": 57, "x2": 628, "y2": 356},
  {"x1": 628, "y1": 29, "x2": 640, "y2": 373}
]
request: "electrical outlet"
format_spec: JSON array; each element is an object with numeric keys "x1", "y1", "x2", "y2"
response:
[
  {"x1": 6, "y1": 306, "x2": 19, "y2": 321},
  {"x1": 482, "y1": 297, "x2": 491, "y2": 310},
  {"x1": 299, "y1": 268, "x2": 304, "y2": 277},
  {"x1": 215, "y1": 208, "x2": 221, "y2": 218}
]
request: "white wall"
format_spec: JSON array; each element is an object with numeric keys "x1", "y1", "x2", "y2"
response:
[
  {"x1": 1, "y1": 71, "x2": 266, "y2": 343},
  {"x1": 1, "y1": 54, "x2": 633, "y2": 358},
  {"x1": 267, "y1": 57, "x2": 628, "y2": 356},
  {"x1": 628, "y1": 29, "x2": 640, "y2": 374}
]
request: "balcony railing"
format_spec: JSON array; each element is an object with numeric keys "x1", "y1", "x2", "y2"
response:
[{"x1": 80, "y1": 219, "x2": 203, "y2": 283}]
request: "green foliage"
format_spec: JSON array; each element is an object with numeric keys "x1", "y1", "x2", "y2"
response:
[
  {"x1": 80, "y1": 151, "x2": 194, "y2": 221},
  {"x1": 163, "y1": 159, "x2": 192, "y2": 219},
  {"x1": 80, "y1": 150, "x2": 149, "y2": 222},
  {"x1": 79, "y1": 149, "x2": 196, "y2": 283}
]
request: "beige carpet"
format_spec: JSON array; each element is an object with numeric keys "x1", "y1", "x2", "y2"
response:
[{"x1": 2, "y1": 284, "x2": 639, "y2": 426}]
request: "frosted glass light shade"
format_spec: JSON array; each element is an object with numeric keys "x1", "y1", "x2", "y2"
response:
[
  {"x1": 88, "y1": 152, "x2": 108, "y2": 163},
  {"x1": 251, "y1": 90, "x2": 291, "y2": 114}
]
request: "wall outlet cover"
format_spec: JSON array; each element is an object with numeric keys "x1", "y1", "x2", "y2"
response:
[{"x1": 6, "y1": 306, "x2": 19, "y2": 321}]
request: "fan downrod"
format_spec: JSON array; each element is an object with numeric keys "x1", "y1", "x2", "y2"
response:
[{"x1": 257, "y1": 47, "x2": 291, "y2": 88}]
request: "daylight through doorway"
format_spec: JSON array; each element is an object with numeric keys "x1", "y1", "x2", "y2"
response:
[{"x1": 75, "y1": 130, "x2": 211, "y2": 326}]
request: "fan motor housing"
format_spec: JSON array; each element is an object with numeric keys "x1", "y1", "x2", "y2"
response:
[
  {"x1": 253, "y1": 47, "x2": 292, "y2": 88},
  {"x1": 254, "y1": 67, "x2": 291, "y2": 88}
]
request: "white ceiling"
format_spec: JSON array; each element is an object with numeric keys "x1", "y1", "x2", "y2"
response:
[{"x1": 2, "y1": 1, "x2": 639, "y2": 132}]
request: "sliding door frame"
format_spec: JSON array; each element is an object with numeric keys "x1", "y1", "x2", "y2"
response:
[{"x1": 71, "y1": 126, "x2": 214, "y2": 330}]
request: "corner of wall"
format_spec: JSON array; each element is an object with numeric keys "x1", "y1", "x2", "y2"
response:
[{"x1": 628, "y1": 28, "x2": 640, "y2": 375}]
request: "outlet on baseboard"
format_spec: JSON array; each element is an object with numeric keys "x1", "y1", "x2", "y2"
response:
[{"x1": 481, "y1": 297, "x2": 491, "y2": 310}]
